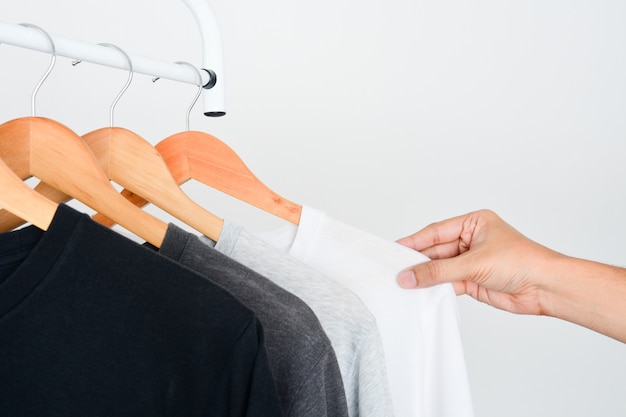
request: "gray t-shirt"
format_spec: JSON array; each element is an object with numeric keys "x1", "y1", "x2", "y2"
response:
[
  {"x1": 202, "y1": 221, "x2": 395, "y2": 417},
  {"x1": 154, "y1": 224, "x2": 348, "y2": 417}
]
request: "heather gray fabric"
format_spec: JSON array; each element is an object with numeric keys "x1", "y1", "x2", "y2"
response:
[
  {"x1": 202, "y1": 221, "x2": 395, "y2": 417},
  {"x1": 156, "y1": 224, "x2": 348, "y2": 417}
]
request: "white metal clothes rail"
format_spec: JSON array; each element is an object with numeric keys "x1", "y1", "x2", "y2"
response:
[{"x1": 0, "y1": 0, "x2": 225, "y2": 117}]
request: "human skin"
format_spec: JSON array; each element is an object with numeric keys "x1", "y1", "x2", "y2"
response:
[{"x1": 396, "y1": 209, "x2": 626, "y2": 343}]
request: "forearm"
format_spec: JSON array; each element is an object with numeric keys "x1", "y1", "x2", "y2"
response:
[{"x1": 541, "y1": 256, "x2": 626, "y2": 343}]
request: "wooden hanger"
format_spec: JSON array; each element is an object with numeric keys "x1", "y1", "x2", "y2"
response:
[
  {"x1": 92, "y1": 129, "x2": 303, "y2": 228},
  {"x1": 159, "y1": 130, "x2": 302, "y2": 224},
  {"x1": 0, "y1": 24, "x2": 69, "y2": 231},
  {"x1": 31, "y1": 131, "x2": 304, "y2": 229},
  {"x1": 74, "y1": 48, "x2": 223, "y2": 240},
  {"x1": 80, "y1": 126, "x2": 224, "y2": 241},
  {"x1": 0, "y1": 155, "x2": 58, "y2": 231},
  {"x1": 0, "y1": 49, "x2": 223, "y2": 241},
  {"x1": 0, "y1": 57, "x2": 298, "y2": 232},
  {"x1": 0, "y1": 180, "x2": 69, "y2": 231},
  {"x1": 0, "y1": 125, "x2": 225, "y2": 241},
  {"x1": 93, "y1": 62, "x2": 301, "y2": 227},
  {"x1": 0, "y1": 30, "x2": 167, "y2": 245},
  {"x1": 0, "y1": 126, "x2": 229, "y2": 240},
  {"x1": 0, "y1": 117, "x2": 168, "y2": 247}
]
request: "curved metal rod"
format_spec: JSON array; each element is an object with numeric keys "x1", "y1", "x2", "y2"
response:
[
  {"x1": 18, "y1": 23, "x2": 56, "y2": 117},
  {"x1": 175, "y1": 61, "x2": 202, "y2": 131},
  {"x1": 98, "y1": 43, "x2": 133, "y2": 127},
  {"x1": 2, "y1": 0, "x2": 226, "y2": 117}
]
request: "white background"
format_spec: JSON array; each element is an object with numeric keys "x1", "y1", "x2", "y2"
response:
[{"x1": 2, "y1": 1, "x2": 625, "y2": 416}]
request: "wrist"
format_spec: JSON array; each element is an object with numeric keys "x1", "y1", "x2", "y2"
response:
[
  {"x1": 537, "y1": 254, "x2": 580, "y2": 319},
  {"x1": 540, "y1": 255, "x2": 626, "y2": 342}
]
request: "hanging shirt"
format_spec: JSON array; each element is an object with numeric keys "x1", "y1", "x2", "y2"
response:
[
  {"x1": 0, "y1": 204, "x2": 282, "y2": 417},
  {"x1": 201, "y1": 220, "x2": 395, "y2": 417},
  {"x1": 149, "y1": 223, "x2": 349, "y2": 417},
  {"x1": 257, "y1": 205, "x2": 474, "y2": 417}
]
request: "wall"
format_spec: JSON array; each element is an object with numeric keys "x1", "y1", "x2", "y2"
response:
[{"x1": 2, "y1": 0, "x2": 625, "y2": 415}]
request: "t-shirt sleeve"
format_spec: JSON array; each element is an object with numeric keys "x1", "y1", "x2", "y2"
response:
[
  {"x1": 205, "y1": 316, "x2": 284, "y2": 417},
  {"x1": 285, "y1": 348, "x2": 348, "y2": 417}
]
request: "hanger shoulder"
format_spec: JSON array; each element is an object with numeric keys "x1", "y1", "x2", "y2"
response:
[
  {"x1": 0, "y1": 118, "x2": 59, "y2": 230},
  {"x1": 0, "y1": 117, "x2": 167, "y2": 246},
  {"x1": 0, "y1": 118, "x2": 35, "y2": 178},
  {"x1": 0, "y1": 181, "x2": 70, "y2": 231},
  {"x1": 82, "y1": 127, "x2": 223, "y2": 241},
  {"x1": 0, "y1": 119, "x2": 71, "y2": 231},
  {"x1": 149, "y1": 131, "x2": 190, "y2": 183},
  {"x1": 0, "y1": 158, "x2": 57, "y2": 231},
  {"x1": 157, "y1": 131, "x2": 302, "y2": 224}
]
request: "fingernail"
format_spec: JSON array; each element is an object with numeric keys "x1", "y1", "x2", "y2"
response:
[{"x1": 397, "y1": 270, "x2": 417, "y2": 288}]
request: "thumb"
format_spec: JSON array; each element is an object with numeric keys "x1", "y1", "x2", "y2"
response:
[{"x1": 397, "y1": 257, "x2": 467, "y2": 289}]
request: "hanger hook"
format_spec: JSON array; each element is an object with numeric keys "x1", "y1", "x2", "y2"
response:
[
  {"x1": 175, "y1": 61, "x2": 202, "y2": 131},
  {"x1": 18, "y1": 23, "x2": 57, "y2": 117},
  {"x1": 98, "y1": 43, "x2": 133, "y2": 127}
]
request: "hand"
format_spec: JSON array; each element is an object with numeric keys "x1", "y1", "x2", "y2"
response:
[
  {"x1": 397, "y1": 209, "x2": 626, "y2": 342},
  {"x1": 396, "y1": 210, "x2": 564, "y2": 316}
]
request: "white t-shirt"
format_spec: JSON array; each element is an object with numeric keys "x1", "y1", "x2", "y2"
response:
[{"x1": 257, "y1": 205, "x2": 474, "y2": 417}]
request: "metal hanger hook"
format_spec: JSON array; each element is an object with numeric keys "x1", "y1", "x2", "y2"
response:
[
  {"x1": 175, "y1": 61, "x2": 202, "y2": 131},
  {"x1": 18, "y1": 23, "x2": 57, "y2": 117},
  {"x1": 98, "y1": 43, "x2": 133, "y2": 127}
]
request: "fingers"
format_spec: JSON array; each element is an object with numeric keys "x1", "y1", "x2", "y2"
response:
[
  {"x1": 451, "y1": 280, "x2": 469, "y2": 296},
  {"x1": 397, "y1": 210, "x2": 507, "y2": 290},
  {"x1": 419, "y1": 240, "x2": 465, "y2": 260},
  {"x1": 397, "y1": 211, "x2": 483, "y2": 257},
  {"x1": 397, "y1": 266, "x2": 468, "y2": 296},
  {"x1": 397, "y1": 255, "x2": 472, "y2": 289},
  {"x1": 397, "y1": 215, "x2": 467, "y2": 251}
]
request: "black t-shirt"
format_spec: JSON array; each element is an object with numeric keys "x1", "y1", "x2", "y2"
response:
[{"x1": 0, "y1": 204, "x2": 282, "y2": 417}]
